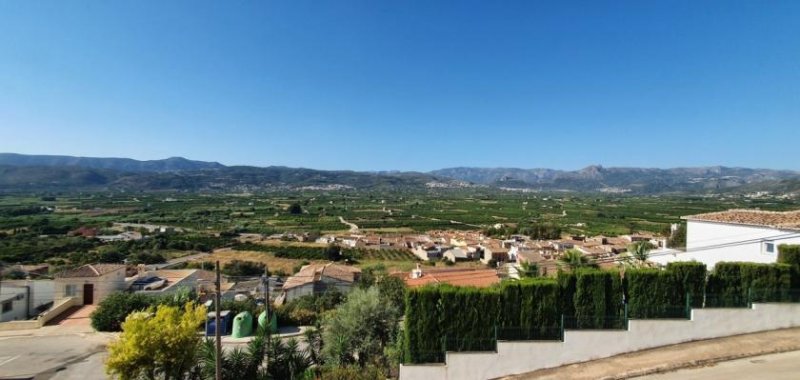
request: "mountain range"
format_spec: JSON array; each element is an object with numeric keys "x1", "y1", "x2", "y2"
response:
[{"x1": 1, "y1": 153, "x2": 799, "y2": 195}]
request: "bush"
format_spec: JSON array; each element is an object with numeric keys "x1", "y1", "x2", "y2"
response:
[
  {"x1": 778, "y1": 244, "x2": 800, "y2": 267},
  {"x1": 706, "y1": 262, "x2": 792, "y2": 306},
  {"x1": 666, "y1": 261, "x2": 707, "y2": 307},
  {"x1": 572, "y1": 269, "x2": 623, "y2": 329},
  {"x1": 625, "y1": 269, "x2": 683, "y2": 318},
  {"x1": 91, "y1": 292, "x2": 157, "y2": 332}
]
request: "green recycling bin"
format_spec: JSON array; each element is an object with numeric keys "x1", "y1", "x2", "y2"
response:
[
  {"x1": 232, "y1": 311, "x2": 253, "y2": 338},
  {"x1": 258, "y1": 310, "x2": 279, "y2": 333}
]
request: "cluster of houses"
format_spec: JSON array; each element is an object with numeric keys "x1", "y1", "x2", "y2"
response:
[{"x1": 3, "y1": 208, "x2": 798, "y2": 328}]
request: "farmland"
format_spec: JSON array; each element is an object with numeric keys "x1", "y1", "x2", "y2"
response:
[{"x1": 1, "y1": 190, "x2": 798, "y2": 269}]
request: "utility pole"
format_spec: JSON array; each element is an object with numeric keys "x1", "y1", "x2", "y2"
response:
[
  {"x1": 262, "y1": 265, "x2": 270, "y2": 328},
  {"x1": 214, "y1": 260, "x2": 222, "y2": 380}
]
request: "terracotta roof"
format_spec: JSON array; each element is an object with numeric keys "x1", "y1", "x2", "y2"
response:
[
  {"x1": 684, "y1": 209, "x2": 800, "y2": 231},
  {"x1": 402, "y1": 268, "x2": 500, "y2": 288},
  {"x1": 56, "y1": 263, "x2": 126, "y2": 278},
  {"x1": 282, "y1": 263, "x2": 361, "y2": 290}
]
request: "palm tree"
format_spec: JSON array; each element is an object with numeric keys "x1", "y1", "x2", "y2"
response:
[
  {"x1": 557, "y1": 249, "x2": 598, "y2": 271},
  {"x1": 621, "y1": 242, "x2": 653, "y2": 268}
]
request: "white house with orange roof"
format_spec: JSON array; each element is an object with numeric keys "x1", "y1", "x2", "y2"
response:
[{"x1": 650, "y1": 209, "x2": 800, "y2": 269}]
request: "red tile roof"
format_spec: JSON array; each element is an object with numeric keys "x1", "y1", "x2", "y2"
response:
[
  {"x1": 400, "y1": 268, "x2": 500, "y2": 288},
  {"x1": 684, "y1": 209, "x2": 800, "y2": 231}
]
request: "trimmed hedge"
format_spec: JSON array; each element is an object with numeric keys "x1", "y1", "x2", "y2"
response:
[
  {"x1": 778, "y1": 244, "x2": 800, "y2": 267},
  {"x1": 404, "y1": 262, "x2": 796, "y2": 364},
  {"x1": 666, "y1": 262, "x2": 707, "y2": 307},
  {"x1": 706, "y1": 262, "x2": 792, "y2": 306},
  {"x1": 572, "y1": 269, "x2": 624, "y2": 329},
  {"x1": 625, "y1": 269, "x2": 683, "y2": 318}
]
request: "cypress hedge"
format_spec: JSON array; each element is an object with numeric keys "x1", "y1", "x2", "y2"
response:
[
  {"x1": 625, "y1": 269, "x2": 684, "y2": 318},
  {"x1": 571, "y1": 269, "x2": 624, "y2": 329},
  {"x1": 666, "y1": 262, "x2": 707, "y2": 307},
  {"x1": 778, "y1": 244, "x2": 800, "y2": 267},
  {"x1": 706, "y1": 262, "x2": 792, "y2": 306}
]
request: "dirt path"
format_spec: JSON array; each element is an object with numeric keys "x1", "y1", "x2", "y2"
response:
[{"x1": 339, "y1": 216, "x2": 359, "y2": 232}]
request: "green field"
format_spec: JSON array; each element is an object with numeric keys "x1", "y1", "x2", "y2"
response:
[{"x1": 1, "y1": 190, "x2": 798, "y2": 267}]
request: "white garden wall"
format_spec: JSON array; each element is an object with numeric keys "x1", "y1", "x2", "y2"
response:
[{"x1": 400, "y1": 303, "x2": 800, "y2": 380}]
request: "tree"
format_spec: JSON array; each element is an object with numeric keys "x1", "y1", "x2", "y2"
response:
[
  {"x1": 288, "y1": 203, "x2": 303, "y2": 215},
  {"x1": 668, "y1": 223, "x2": 687, "y2": 249},
  {"x1": 621, "y1": 241, "x2": 653, "y2": 268},
  {"x1": 377, "y1": 275, "x2": 406, "y2": 311},
  {"x1": 321, "y1": 288, "x2": 401, "y2": 370},
  {"x1": 106, "y1": 302, "x2": 206, "y2": 380},
  {"x1": 557, "y1": 249, "x2": 598, "y2": 271},
  {"x1": 518, "y1": 261, "x2": 539, "y2": 278}
]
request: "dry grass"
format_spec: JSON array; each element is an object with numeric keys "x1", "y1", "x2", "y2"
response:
[{"x1": 204, "y1": 248, "x2": 327, "y2": 274}]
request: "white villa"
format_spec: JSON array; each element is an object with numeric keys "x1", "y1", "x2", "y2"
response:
[{"x1": 651, "y1": 209, "x2": 800, "y2": 269}]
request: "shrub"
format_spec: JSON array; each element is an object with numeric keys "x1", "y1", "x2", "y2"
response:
[
  {"x1": 706, "y1": 262, "x2": 792, "y2": 306},
  {"x1": 666, "y1": 261, "x2": 707, "y2": 307},
  {"x1": 91, "y1": 292, "x2": 157, "y2": 332},
  {"x1": 778, "y1": 244, "x2": 800, "y2": 267},
  {"x1": 625, "y1": 269, "x2": 683, "y2": 318}
]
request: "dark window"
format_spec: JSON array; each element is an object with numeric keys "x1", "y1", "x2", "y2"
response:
[
  {"x1": 1, "y1": 301, "x2": 12, "y2": 314},
  {"x1": 765, "y1": 242, "x2": 775, "y2": 253}
]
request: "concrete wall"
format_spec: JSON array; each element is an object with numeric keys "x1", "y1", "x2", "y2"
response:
[
  {"x1": 399, "y1": 303, "x2": 800, "y2": 380},
  {"x1": 650, "y1": 221, "x2": 800, "y2": 269}
]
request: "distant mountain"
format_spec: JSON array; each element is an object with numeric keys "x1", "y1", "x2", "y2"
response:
[
  {"x1": 0, "y1": 153, "x2": 225, "y2": 173},
  {"x1": 1, "y1": 153, "x2": 798, "y2": 194},
  {"x1": 430, "y1": 166, "x2": 800, "y2": 194}
]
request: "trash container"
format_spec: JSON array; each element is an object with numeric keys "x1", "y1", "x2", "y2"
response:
[
  {"x1": 232, "y1": 311, "x2": 253, "y2": 338},
  {"x1": 258, "y1": 310, "x2": 279, "y2": 333},
  {"x1": 205, "y1": 310, "x2": 232, "y2": 336}
]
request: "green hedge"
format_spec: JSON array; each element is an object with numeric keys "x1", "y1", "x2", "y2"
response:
[
  {"x1": 706, "y1": 262, "x2": 792, "y2": 306},
  {"x1": 778, "y1": 244, "x2": 800, "y2": 267},
  {"x1": 571, "y1": 269, "x2": 624, "y2": 329},
  {"x1": 499, "y1": 279, "x2": 562, "y2": 340},
  {"x1": 625, "y1": 269, "x2": 684, "y2": 318},
  {"x1": 666, "y1": 262, "x2": 707, "y2": 307}
]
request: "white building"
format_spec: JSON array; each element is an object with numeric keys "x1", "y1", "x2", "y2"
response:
[
  {"x1": 651, "y1": 209, "x2": 800, "y2": 269},
  {"x1": 280, "y1": 263, "x2": 361, "y2": 303},
  {"x1": 54, "y1": 263, "x2": 128, "y2": 305},
  {"x1": 0, "y1": 280, "x2": 54, "y2": 322}
]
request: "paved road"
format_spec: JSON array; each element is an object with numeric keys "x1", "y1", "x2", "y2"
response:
[
  {"x1": 0, "y1": 332, "x2": 110, "y2": 379},
  {"x1": 641, "y1": 350, "x2": 800, "y2": 380}
]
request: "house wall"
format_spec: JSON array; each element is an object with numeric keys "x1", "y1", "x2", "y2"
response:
[
  {"x1": 2, "y1": 280, "x2": 55, "y2": 317},
  {"x1": 650, "y1": 221, "x2": 800, "y2": 269},
  {"x1": 284, "y1": 283, "x2": 315, "y2": 302},
  {"x1": 399, "y1": 303, "x2": 800, "y2": 380},
  {"x1": 1, "y1": 286, "x2": 29, "y2": 322},
  {"x1": 55, "y1": 268, "x2": 127, "y2": 305}
]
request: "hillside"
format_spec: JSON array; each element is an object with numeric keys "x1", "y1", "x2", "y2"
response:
[
  {"x1": 0, "y1": 153, "x2": 224, "y2": 172},
  {"x1": 431, "y1": 166, "x2": 800, "y2": 194},
  {"x1": 1, "y1": 154, "x2": 799, "y2": 194}
]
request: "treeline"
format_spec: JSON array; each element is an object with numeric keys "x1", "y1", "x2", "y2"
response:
[{"x1": 404, "y1": 253, "x2": 800, "y2": 364}]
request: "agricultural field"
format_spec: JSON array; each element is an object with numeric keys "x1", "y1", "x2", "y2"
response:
[{"x1": 1, "y1": 190, "x2": 798, "y2": 271}]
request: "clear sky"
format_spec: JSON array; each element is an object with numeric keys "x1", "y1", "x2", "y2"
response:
[{"x1": 1, "y1": 1, "x2": 798, "y2": 172}]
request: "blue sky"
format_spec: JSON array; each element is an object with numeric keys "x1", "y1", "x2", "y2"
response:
[{"x1": 1, "y1": 1, "x2": 798, "y2": 171}]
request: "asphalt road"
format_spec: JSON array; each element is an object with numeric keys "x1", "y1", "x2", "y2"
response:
[
  {"x1": 0, "y1": 333, "x2": 110, "y2": 380},
  {"x1": 641, "y1": 350, "x2": 800, "y2": 380}
]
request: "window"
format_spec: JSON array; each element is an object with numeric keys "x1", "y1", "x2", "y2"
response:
[
  {"x1": 65, "y1": 284, "x2": 78, "y2": 297},
  {"x1": 2, "y1": 301, "x2": 11, "y2": 314},
  {"x1": 764, "y1": 242, "x2": 775, "y2": 254}
]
